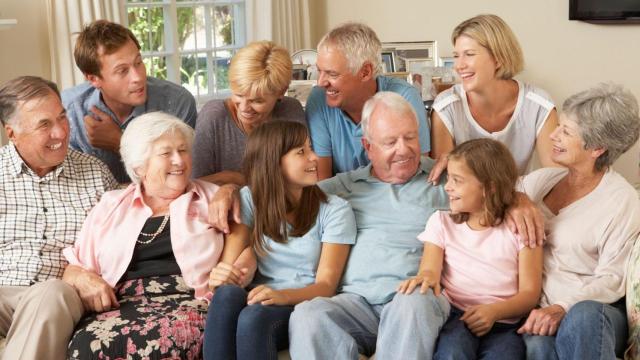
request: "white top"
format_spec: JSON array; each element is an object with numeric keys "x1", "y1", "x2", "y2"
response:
[
  {"x1": 519, "y1": 167, "x2": 640, "y2": 311},
  {"x1": 433, "y1": 80, "x2": 555, "y2": 174}
]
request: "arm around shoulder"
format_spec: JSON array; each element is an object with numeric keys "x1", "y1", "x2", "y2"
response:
[
  {"x1": 535, "y1": 108, "x2": 560, "y2": 168},
  {"x1": 430, "y1": 111, "x2": 454, "y2": 160}
]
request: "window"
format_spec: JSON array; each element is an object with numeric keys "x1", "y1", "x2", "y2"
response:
[{"x1": 124, "y1": 0, "x2": 247, "y2": 102}]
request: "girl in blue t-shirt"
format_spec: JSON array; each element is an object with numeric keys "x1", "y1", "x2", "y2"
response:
[{"x1": 203, "y1": 121, "x2": 356, "y2": 360}]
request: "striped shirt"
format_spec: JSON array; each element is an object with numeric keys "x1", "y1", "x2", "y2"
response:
[{"x1": 0, "y1": 143, "x2": 118, "y2": 286}]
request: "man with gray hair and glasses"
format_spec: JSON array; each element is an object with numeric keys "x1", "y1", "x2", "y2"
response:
[
  {"x1": 0, "y1": 76, "x2": 117, "y2": 359},
  {"x1": 308, "y1": 22, "x2": 431, "y2": 180}
]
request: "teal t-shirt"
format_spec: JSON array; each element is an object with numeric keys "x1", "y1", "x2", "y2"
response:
[{"x1": 240, "y1": 187, "x2": 357, "y2": 290}]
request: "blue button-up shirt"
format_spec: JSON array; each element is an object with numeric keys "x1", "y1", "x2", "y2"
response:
[{"x1": 62, "y1": 76, "x2": 197, "y2": 183}]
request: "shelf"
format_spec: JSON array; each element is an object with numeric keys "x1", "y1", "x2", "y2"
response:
[{"x1": 0, "y1": 19, "x2": 17, "y2": 30}]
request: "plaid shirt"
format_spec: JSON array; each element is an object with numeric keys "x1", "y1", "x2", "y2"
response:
[{"x1": 0, "y1": 143, "x2": 118, "y2": 286}]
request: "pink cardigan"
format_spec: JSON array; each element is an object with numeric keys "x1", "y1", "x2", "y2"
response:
[{"x1": 63, "y1": 179, "x2": 223, "y2": 300}]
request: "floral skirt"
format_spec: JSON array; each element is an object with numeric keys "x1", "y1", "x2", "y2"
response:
[
  {"x1": 627, "y1": 241, "x2": 640, "y2": 360},
  {"x1": 68, "y1": 275, "x2": 208, "y2": 360}
]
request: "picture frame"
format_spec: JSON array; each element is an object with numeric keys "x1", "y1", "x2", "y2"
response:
[
  {"x1": 381, "y1": 51, "x2": 395, "y2": 73},
  {"x1": 405, "y1": 58, "x2": 435, "y2": 74},
  {"x1": 439, "y1": 56, "x2": 455, "y2": 68},
  {"x1": 381, "y1": 41, "x2": 436, "y2": 73},
  {"x1": 286, "y1": 80, "x2": 316, "y2": 107}
]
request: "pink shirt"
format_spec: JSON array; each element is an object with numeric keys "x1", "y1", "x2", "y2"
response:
[
  {"x1": 418, "y1": 211, "x2": 524, "y2": 319},
  {"x1": 63, "y1": 179, "x2": 223, "y2": 300}
]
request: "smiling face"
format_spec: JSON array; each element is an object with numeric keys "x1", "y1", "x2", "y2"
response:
[
  {"x1": 280, "y1": 137, "x2": 319, "y2": 191},
  {"x1": 363, "y1": 104, "x2": 421, "y2": 184},
  {"x1": 231, "y1": 90, "x2": 281, "y2": 128},
  {"x1": 550, "y1": 113, "x2": 602, "y2": 168},
  {"x1": 6, "y1": 91, "x2": 70, "y2": 177},
  {"x1": 453, "y1": 35, "x2": 500, "y2": 93},
  {"x1": 316, "y1": 44, "x2": 366, "y2": 112},
  {"x1": 87, "y1": 39, "x2": 147, "y2": 111},
  {"x1": 445, "y1": 157, "x2": 485, "y2": 216},
  {"x1": 138, "y1": 132, "x2": 192, "y2": 199}
]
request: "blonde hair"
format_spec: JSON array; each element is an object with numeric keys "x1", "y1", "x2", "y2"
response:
[
  {"x1": 318, "y1": 22, "x2": 382, "y2": 77},
  {"x1": 228, "y1": 41, "x2": 292, "y2": 98},
  {"x1": 452, "y1": 14, "x2": 524, "y2": 80}
]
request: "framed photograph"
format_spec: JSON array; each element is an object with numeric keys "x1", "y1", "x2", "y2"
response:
[
  {"x1": 440, "y1": 56, "x2": 455, "y2": 68},
  {"x1": 382, "y1": 41, "x2": 436, "y2": 73},
  {"x1": 405, "y1": 58, "x2": 435, "y2": 74},
  {"x1": 381, "y1": 51, "x2": 395, "y2": 73},
  {"x1": 286, "y1": 80, "x2": 316, "y2": 107}
]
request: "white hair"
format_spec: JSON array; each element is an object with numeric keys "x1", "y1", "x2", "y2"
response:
[
  {"x1": 318, "y1": 22, "x2": 382, "y2": 77},
  {"x1": 120, "y1": 111, "x2": 194, "y2": 184},
  {"x1": 361, "y1": 92, "x2": 419, "y2": 140},
  {"x1": 562, "y1": 83, "x2": 640, "y2": 171}
]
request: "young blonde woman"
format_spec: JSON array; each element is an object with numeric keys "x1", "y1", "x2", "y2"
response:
[
  {"x1": 192, "y1": 41, "x2": 306, "y2": 186},
  {"x1": 430, "y1": 14, "x2": 559, "y2": 181}
]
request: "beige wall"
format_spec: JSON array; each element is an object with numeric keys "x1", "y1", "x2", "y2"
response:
[
  {"x1": 0, "y1": 0, "x2": 50, "y2": 144},
  {"x1": 313, "y1": 0, "x2": 640, "y2": 184}
]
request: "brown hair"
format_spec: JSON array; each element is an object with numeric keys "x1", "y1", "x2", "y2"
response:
[
  {"x1": 451, "y1": 14, "x2": 524, "y2": 80},
  {"x1": 243, "y1": 121, "x2": 327, "y2": 256},
  {"x1": 74, "y1": 20, "x2": 141, "y2": 76},
  {"x1": 229, "y1": 41, "x2": 292, "y2": 98},
  {"x1": 0, "y1": 76, "x2": 60, "y2": 127},
  {"x1": 448, "y1": 138, "x2": 518, "y2": 226}
]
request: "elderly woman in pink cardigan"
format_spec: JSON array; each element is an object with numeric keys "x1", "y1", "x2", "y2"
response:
[{"x1": 62, "y1": 112, "x2": 253, "y2": 359}]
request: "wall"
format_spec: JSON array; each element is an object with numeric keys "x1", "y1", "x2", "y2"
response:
[
  {"x1": 313, "y1": 0, "x2": 640, "y2": 184},
  {"x1": 2, "y1": 0, "x2": 639, "y2": 182},
  {"x1": 0, "y1": 0, "x2": 51, "y2": 144}
]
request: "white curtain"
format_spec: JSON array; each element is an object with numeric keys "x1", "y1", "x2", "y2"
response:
[
  {"x1": 46, "y1": 0, "x2": 124, "y2": 90},
  {"x1": 247, "y1": 0, "x2": 312, "y2": 53},
  {"x1": 272, "y1": 0, "x2": 312, "y2": 53}
]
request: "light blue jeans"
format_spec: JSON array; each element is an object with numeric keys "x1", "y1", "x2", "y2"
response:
[
  {"x1": 288, "y1": 290, "x2": 450, "y2": 360},
  {"x1": 523, "y1": 300, "x2": 627, "y2": 360}
]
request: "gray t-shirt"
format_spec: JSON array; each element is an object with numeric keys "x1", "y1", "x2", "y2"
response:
[{"x1": 192, "y1": 97, "x2": 306, "y2": 178}]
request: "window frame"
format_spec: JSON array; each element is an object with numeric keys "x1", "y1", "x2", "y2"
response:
[{"x1": 122, "y1": 0, "x2": 250, "y2": 105}]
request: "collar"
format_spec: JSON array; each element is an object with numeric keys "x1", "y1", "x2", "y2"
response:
[
  {"x1": 129, "y1": 181, "x2": 201, "y2": 208},
  {"x1": 91, "y1": 87, "x2": 148, "y2": 126},
  {"x1": 350, "y1": 157, "x2": 434, "y2": 183},
  {"x1": 6, "y1": 142, "x2": 72, "y2": 179}
]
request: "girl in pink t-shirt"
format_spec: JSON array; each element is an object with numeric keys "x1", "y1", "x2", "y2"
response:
[{"x1": 398, "y1": 138, "x2": 543, "y2": 359}]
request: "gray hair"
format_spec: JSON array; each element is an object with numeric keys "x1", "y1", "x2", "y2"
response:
[
  {"x1": 562, "y1": 83, "x2": 640, "y2": 171},
  {"x1": 120, "y1": 111, "x2": 195, "y2": 184},
  {"x1": 361, "y1": 91, "x2": 419, "y2": 140},
  {"x1": 318, "y1": 22, "x2": 382, "y2": 77},
  {"x1": 0, "y1": 76, "x2": 60, "y2": 130}
]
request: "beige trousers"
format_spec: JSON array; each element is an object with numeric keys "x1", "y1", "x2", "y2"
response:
[{"x1": 0, "y1": 279, "x2": 84, "y2": 360}]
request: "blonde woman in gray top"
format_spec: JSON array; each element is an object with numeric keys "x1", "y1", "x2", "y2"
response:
[
  {"x1": 192, "y1": 41, "x2": 305, "y2": 185},
  {"x1": 430, "y1": 14, "x2": 559, "y2": 178}
]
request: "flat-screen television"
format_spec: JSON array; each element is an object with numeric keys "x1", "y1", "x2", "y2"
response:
[{"x1": 569, "y1": 0, "x2": 640, "y2": 22}]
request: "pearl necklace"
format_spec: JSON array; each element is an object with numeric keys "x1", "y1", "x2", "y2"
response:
[{"x1": 137, "y1": 215, "x2": 169, "y2": 245}]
